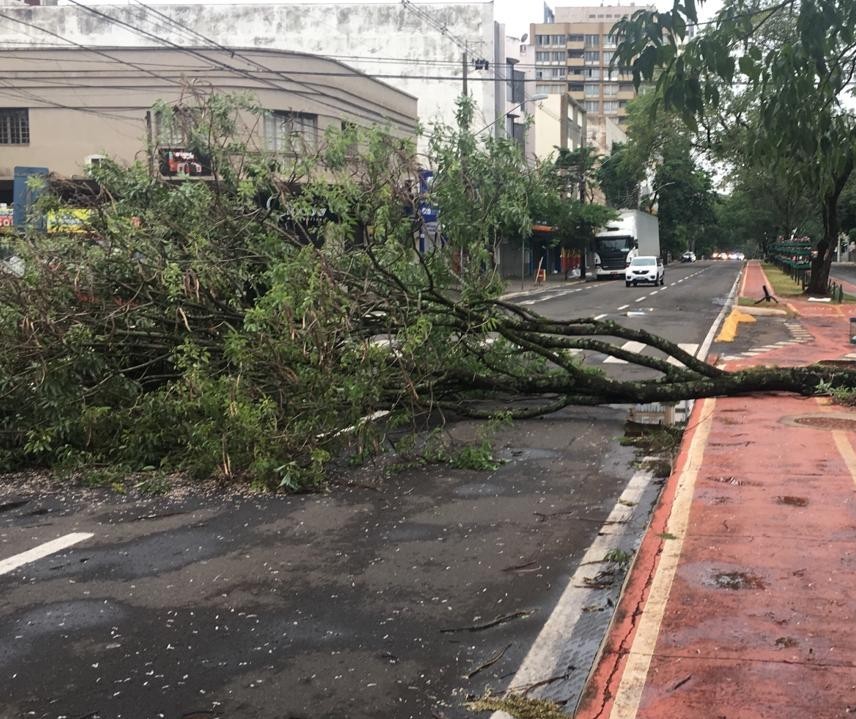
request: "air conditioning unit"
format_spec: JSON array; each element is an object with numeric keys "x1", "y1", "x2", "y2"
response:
[{"x1": 85, "y1": 154, "x2": 107, "y2": 170}]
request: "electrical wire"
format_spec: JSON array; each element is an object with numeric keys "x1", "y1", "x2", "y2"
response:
[{"x1": 62, "y1": 0, "x2": 417, "y2": 132}]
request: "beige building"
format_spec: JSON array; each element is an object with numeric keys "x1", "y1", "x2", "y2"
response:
[
  {"x1": 0, "y1": 46, "x2": 418, "y2": 205},
  {"x1": 533, "y1": 93, "x2": 587, "y2": 163},
  {"x1": 530, "y1": 3, "x2": 651, "y2": 153}
]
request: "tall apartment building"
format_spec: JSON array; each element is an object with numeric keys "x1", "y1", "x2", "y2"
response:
[{"x1": 530, "y1": 4, "x2": 653, "y2": 153}]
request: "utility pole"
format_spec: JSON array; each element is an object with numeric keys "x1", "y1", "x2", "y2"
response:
[{"x1": 462, "y1": 45, "x2": 468, "y2": 96}]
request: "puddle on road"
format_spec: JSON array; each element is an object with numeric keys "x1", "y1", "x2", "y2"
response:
[
  {"x1": 711, "y1": 571, "x2": 767, "y2": 591},
  {"x1": 709, "y1": 476, "x2": 761, "y2": 487},
  {"x1": 496, "y1": 447, "x2": 560, "y2": 462},
  {"x1": 776, "y1": 495, "x2": 809, "y2": 507}
]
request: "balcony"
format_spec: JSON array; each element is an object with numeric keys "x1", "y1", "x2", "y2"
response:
[
  {"x1": 617, "y1": 88, "x2": 636, "y2": 100},
  {"x1": 567, "y1": 56, "x2": 585, "y2": 68},
  {"x1": 568, "y1": 90, "x2": 585, "y2": 102},
  {"x1": 567, "y1": 40, "x2": 585, "y2": 50}
]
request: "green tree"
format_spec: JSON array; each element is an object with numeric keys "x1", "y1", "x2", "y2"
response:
[
  {"x1": 651, "y1": 136, "x2": 718, "y2": 258},
  {"x1": 596, "y1": 142, "x2": 644, "y2": 209},
  {"x1": 614, "y1": 0, "x2": 856, "y2": 294},
  {"x1": 3, "y1": 91, "x2": 856, "y2": 486}
]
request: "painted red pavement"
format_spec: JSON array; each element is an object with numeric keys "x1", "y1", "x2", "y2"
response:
[{"x1": 576, "y1": 262, "x2": 856, "y2": 719}]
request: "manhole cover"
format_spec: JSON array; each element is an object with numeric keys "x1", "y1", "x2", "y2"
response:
[{"x1": 784, "y1": 414, "x2": 856, "y2": 431}]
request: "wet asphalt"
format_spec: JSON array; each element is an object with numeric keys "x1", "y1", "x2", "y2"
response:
[{"x1": 0, "y1": 262, "x2": 745, "y2": 719}]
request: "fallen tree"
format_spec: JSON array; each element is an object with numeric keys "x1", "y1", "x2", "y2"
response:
[{"x1": 1, "y1": 93, "x2": 853, "y2": 487}]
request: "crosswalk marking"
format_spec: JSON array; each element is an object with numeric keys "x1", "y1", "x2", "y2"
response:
[
  {"x1": 666, "y1": 343, "x2": 700, "y2": 367},
  {"x1": 604, "y1": 340, "x2": 647, "y2": 363},
  {"x1": 603, "y1": 341, "x2": 699, "y2": 366}
]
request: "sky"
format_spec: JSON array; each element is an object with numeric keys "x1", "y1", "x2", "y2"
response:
[{"x1": 57, "y1": 0, "x2": 725, "y2": 39}]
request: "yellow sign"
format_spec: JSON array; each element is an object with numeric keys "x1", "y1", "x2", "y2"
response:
[{"x1": 46, "y1": 208, "x2": 91, "y2": 234}]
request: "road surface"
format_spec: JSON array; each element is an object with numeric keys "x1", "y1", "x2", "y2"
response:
[{"x1": 0, "y1": 261, "x2": 745, "y2": 719}]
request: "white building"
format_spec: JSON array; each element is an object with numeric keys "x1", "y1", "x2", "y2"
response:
[{"x1": 0, "y1": 2, "x2": 528, "y2": 152}]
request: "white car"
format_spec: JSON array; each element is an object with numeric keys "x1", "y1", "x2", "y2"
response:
[{"x1": 625, "y1": 255, "x2": 664, "y2": 286}]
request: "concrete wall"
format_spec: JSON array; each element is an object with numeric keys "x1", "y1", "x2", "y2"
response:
[
  {"x1": 533, "y1": 93, "x2": 586, "y2": 162},
  {"x1": 0, "y1": 2, "x2": 498, "y2": 147},
  {"x1": 0, "y1": 46, "x2": 418, "y2": 179}
]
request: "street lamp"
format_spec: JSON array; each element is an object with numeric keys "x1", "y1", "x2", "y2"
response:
[{"x1": 474, "y1": 93, "x2": 550, "y2": 136}]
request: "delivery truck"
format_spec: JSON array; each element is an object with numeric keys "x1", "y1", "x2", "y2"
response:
[{"x1": 591, "y1": 209, "x2": 660, "y2": 280}]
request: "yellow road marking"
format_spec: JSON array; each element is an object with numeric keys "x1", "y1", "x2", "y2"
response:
[
  {"x1": 609, "y1": 399, "x2": 717, "y2": 719},
  {"x1": 715, "y1": 309, "x2": 756, "y2": 342},
  {"x1": 833, "y1": 431, "x2": 856, "y2": 489}
]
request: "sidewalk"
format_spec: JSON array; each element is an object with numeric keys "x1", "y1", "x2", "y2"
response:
[
  {"x1": 576, "y1": 260, "x2": 856, "y2": 719},
  {"x1": 500, "y1": 273, "x2": 586, "y2": 300}
]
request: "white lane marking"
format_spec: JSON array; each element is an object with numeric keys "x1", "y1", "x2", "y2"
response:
[
  {"x1": 491, "y1": 468, "x2": 656, "y2": 717},
  {"x1": 617, "y1": 304, "x2": 629, "y2": 311},
  {"x1": 667, "y1": 343, "x2": 699, "y2": 367},
  {"x1": 633, "y1": 296, "x2": 648, "y2": 304},
  {"x1": 0, "y1": 533, "x2": 94, "y2": 576},
  {"x1": 594, "y1": 313, "x2": 608, "y2": 320},
  {"x1": 649, "y1": 290, "x2": 659, "y2": 295},
  {"x1": 604, "y1": 340, "x2": 646, "y2": 364}
]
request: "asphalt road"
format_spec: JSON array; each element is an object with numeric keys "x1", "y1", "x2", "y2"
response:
[{"x1": 0, "y1": 260, "x2": 742, "y2": 719}]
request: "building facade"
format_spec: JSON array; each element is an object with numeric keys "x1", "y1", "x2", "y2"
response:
[
  {"x1": 0, "y1": 46, "x2": 418, "y2": 206},
  {"x1": 0, "y1": 2, "x2": 509, "y2": 152},
  {"x1": 530, "y1": 3, "x2": 651, "y2": 153},
  {"x1": 533, "y1": 93, "x2": 586, "y2": 162}
]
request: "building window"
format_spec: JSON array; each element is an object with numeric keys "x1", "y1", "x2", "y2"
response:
[
  {"x1": 0, "y1": 109, "x2": 29, "y2": 145},
  {"x1": 584, "y1": 51, "x2": 600, "y2": 65},
  {"x1": 585, "y1": 67, "x2": 601, "y2": 80},
  {"x1": 536, "y1": 34, "x2": 550, "y2": 46},
  {"x1": 265, "y1": 111, "x2": 318, "y2": 153},
  {"x1": 568, "y1": 83, "x2": 584, "y2": 92},
  {"x1": 511, "y1": 121, "x2": 526, "y2": 151},
  {"x1": 584, "y1": 34, "x2": 599, "y2": 47},
  {"x1": 603, "y1": 83, "x2": 618, "y2": 96},
  {"x1": 604, "y1": 34, "x2": 618, "y2": 48},
  {"x1": 535, "y1": 84, "x2": 561, "y2": 95},
  {"x1": 603, "y1": 51, "x2": 615, "y2": 66},
  {"x1": 584, "y1": 100, "x2": 600, "y2": 113},
  {"x1": 537, "y1": 68, "x2": 566, "y2": 80},
  {"x1": 551, "y1": 34, "x2": 566, "y2": 45},
  {"x1": 511, "y1": 68, "x2": 525, "y2": 103},
  {"x1": 536, "y1": 51, "x2": 550, "y2": 62},
  {"x1": 603, "y1": 100, "x2": 619, "y2": 113},
  {"x1": 568, "y1": 34, "x2": 584, "y2": 42},
  {"x1": 619, "y1": 83, "x2": 635, "y2": 93},
  {"x1": 584, "y1": 83, "x2": 600, "y2": 97}
]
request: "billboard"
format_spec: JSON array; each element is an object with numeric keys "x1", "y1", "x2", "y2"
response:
[{"x1": 158, "y1": 148, "x2": 211, "y2": 177}]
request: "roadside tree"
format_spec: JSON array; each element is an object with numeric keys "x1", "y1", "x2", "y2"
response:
[
  {"x1": 3, "y1": 92, "x2": 856, "y2": 487},
  {"x1": 613, "y1": 0, "x2": 856, "y2": 293}
]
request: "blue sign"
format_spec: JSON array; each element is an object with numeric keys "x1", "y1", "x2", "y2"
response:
[
  {"x1": 13, "y1": 166, "x2": 49, "y2": 229},
  {"x1": 418, "y1": 169, "x2": 438, "y2": 224}
]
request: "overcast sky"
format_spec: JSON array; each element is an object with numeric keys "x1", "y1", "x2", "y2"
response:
[{"x1": 59, "y1": 0, "x2": 725, "y2": 40}]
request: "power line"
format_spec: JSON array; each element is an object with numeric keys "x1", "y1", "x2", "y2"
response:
[
  {"x1": 0, "y1": 10, "x2": 184, "y2": 88},
  {"x1": 63, "y1": 0, "x2": 416, "y2": 132}
]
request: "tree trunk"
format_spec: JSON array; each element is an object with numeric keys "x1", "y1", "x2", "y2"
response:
[{"x1": 807, "y1": 155, "x2": 854, "y2": 295}]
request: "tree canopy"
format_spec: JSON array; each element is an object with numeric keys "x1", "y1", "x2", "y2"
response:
[
  {"x1": 3, "y1": 92, "x2": 856, "y2": 488},
  {"x1": 614, "y1": 0, "x2": 856, "y2": 292}
]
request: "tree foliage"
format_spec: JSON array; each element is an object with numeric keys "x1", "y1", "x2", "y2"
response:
[
  {"x1": 3, "y1": 92, "x2": 856, "y2": 487},
  {"x1": 614, "y1": 0, "x2": 856, "y2": 292}
]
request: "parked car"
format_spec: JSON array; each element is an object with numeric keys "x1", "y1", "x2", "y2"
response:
[
  {"x1": 680, "y1": 251, "x2": 696, "y2": 263},
  {"x1": 625, "y1": 255, "x2": 664, "y2": 286}
]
